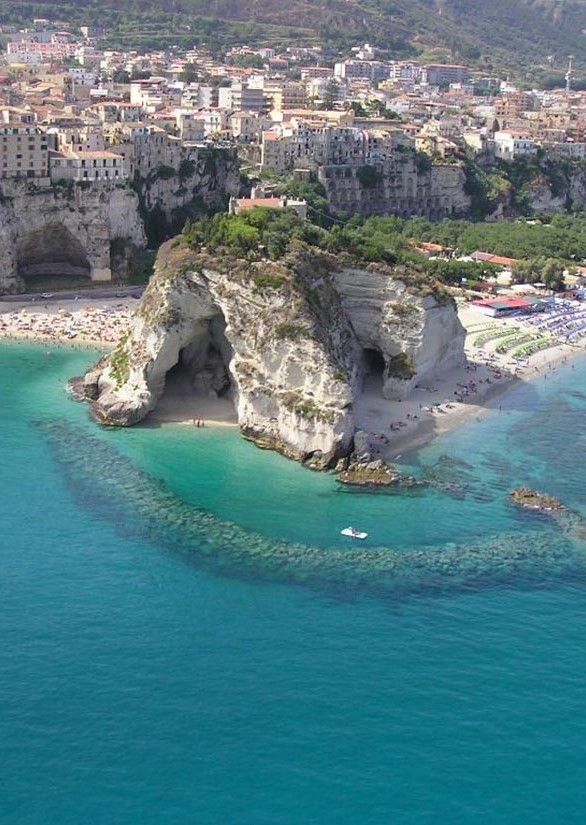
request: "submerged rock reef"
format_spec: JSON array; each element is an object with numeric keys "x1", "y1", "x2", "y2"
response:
[
  {"x1": 39, "y1": 420, "x2": 586, "y2": 601},
  {"x1": 81, "y1": 236, "x2": 465, "y2": 468}
]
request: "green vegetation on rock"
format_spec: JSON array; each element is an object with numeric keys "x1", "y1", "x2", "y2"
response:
[
  {"x1": 387, "y1": 352, "x2": 416, "y2": 381},
  {"x1": 110, "y1": 334, "x2": 130, "y2": 387},
  {"x1": 274, "y1": 322, "x2": 309, "y2": 342}
]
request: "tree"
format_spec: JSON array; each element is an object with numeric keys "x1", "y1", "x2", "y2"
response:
[
  {"x1": 180, "y1": 62, "x2": 199, "y2": 84},
  {"x1": 112, "y1": 69, "x2": 131, "y2": 84},
  {"x1": 541, "y1": 259, "x2": 566, "y2": 291},
  {"x1": 321, "y1": 79, "x2": 340, "y2": 110},
  {"x1": 511, "y1": 259, "x2": 543, "y2": 285},
  {"x1": 232, "y1": 54, "x2": 264, "y2": 69},
  {"x1": 512, "y1": 257, "x2": 566, "y2": 291}
]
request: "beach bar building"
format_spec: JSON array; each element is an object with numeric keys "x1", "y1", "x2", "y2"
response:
[{"x1": 472, "y1": 296, "x2": 549, "y2": 317}]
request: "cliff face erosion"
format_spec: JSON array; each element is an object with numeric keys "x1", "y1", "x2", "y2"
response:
[
  {"x1": 0, "y1": 146, "x2": 241, "y2": 295},
  {"x1": 82, "y1": 238, "x2": 465, "y2": 468},
  {"x1": 0, "y1": 181, "x2": 145, "y2": 293}
]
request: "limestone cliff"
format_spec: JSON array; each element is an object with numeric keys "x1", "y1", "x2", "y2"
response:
[
  {"x1": 0, "y1": 179, "x2": 145, "y2": 293},
  {"x1": 81, "y1": 238, "x2": 465, "y2": 468},
  {"x1": 333, "y1": 265, "x2": 465, "y2": 399},
  {"x1": 84, "y1": 239, "x2": 358, "y2": 468},
  {"x1": 135, "y1": 146, "x2": 241, "y2": 244},
  {"x1": 0, "y1": 145, "x2": 240, "y2": 294},
  {"x1": 471, "y1": 158, "x2": 586, "y2": 219}
]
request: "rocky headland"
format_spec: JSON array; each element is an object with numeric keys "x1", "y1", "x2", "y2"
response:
[
  {"x1": 0, "y1": 180, "x2": 146, "y2": 293},
  {"x1": 79, "y1": 225, "x2": 466, "y2": 470}
]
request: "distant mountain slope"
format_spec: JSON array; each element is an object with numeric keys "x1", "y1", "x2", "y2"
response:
[{"x1": 1, "y1": 0, "x2": 585, "y2": 77}]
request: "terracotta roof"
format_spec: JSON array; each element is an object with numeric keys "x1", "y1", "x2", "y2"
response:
[
  {"x1": 236, "y1": 197, "x2": 282, "y2": 210},
  {"x1": 472, "y1": 251, "x2": 519, "y2": 267}
]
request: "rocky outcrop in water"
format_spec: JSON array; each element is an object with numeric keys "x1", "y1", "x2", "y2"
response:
[
  {"x1": 80, "y1": 237, "x2": 465, "y2": 468},
  {"x1": 510, "y1": 487, "x2": 566, "y2": 513},
  {"x1": 337, "y1": 457, "x2": 424, "y2": 489}
]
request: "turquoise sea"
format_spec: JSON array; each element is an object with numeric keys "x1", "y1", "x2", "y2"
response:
[{"x1": 2, "y1": 340, "x2": 586, "y2": 824}]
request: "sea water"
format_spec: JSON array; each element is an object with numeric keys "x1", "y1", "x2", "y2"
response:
[{"x1": 1, "y1": 341, "x2": 586, "y2": 824}]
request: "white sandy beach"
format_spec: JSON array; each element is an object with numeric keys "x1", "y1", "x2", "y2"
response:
[
  {"x1": 357, "y1": 302, "x2": 584, "y2": 460},
  {"x1": 0, "y1": 296, "x2": 140, "y2": 349},
  {"x1": 1, "y1": 293, "x2": 583, "y2": 450}
]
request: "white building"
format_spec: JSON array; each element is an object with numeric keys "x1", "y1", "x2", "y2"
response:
[
  {"x1": 50, "y1": 150, "x2": 127, "y2": 182},
  {"x1": 493, "y1": 129, "x2": 538, "y2": 159}
]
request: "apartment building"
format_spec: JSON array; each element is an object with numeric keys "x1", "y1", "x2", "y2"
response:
[
  {"x1": 423, "y1": 64, "x2": 470, "y2": 87},
  {"x1": 57, "y1": 125, "x2": 106, "y2": 153},
  {"x1": 229, "y1": 111, "x2": 267, "y2": 143},
  {"x1": 176, "y1": 109, "x2": 228, "y2": 141},
  {"x1": 260, "y1": 121, "x2": 400, "y2": 171},
  {"x1": 218, "y1": 84, "x2": 269, "y2": 113},
  {"x1": 50, "y1": 149, "x2": 127, "y2": 182},
  {"x1": 0, "y1": 122, "x2": 49, "y2": 179},
  {"x1": 334, "y1": 60, "x2": 390, "y2": 83}
]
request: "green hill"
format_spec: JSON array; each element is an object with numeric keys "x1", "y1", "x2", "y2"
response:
[{"x1": 1, "y1": 0, "x2": 586, "y2": 79}]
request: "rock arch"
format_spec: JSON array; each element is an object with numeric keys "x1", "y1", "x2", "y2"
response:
[{"x1": 154, "y1": 312, "x2": 238, "y2": 424}]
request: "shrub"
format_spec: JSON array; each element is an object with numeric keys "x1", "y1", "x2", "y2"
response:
[
  {"x1": 156, "y1": 165, "x2": 177, "y2": 180},
  {"x1": 110, "y1": 336, "x2": 130, "y2": 387},
  {"x1": 178, "y1": 159, "x2": 196, "y2": 181},
  {"x1": 274, "y1": 323, "x2": 308, "y2": 341},
  {"x1": 252, "y1": 273, "x2": 285, "y2": 293},
  {"x1": 387, "y1": 352, "x2": 415, "y2": 380},
  {"x1": 356, "y1": 165, "x2": 379, "y2": 189}
]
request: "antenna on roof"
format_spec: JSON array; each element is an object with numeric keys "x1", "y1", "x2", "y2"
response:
[{"x1": 566, "y1": 55, "x2": 574, "y2": 93}]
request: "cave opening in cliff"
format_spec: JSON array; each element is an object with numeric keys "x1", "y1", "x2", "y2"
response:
[
  {"x1": 155, "y1": 315, "x2": 238, "y2": 425},
  {"x1": 362, "y1": 347, "x2": 386, "y2": 391},
  {"x1": 17, "y1": 224, "x2": 91, "y2": 289}
]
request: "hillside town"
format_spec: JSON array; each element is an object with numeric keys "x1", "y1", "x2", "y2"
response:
[{"x1": 0, "y1": 19, "x2": 585, "y2": 198}]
